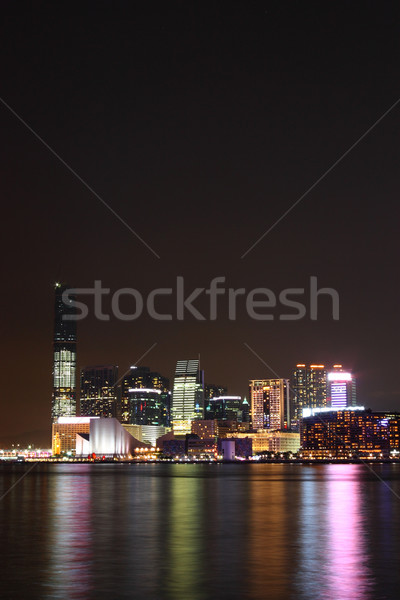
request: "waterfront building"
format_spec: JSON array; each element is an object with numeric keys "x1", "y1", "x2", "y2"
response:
[
  {"x1": 80, "y1": 365, "x2": 118, "y2": 418},
  {"x1": 52, "y1": 416, "x2": 97, "y2": 455},
  {"x1": 74, "y1": 417, "x2": 149, "y2": 457},
  {"x1": 230, "y1": 430, "x2": 300, "y2": 454},
  {"x1": 122, "y1": 424, "x2": 171, "y2": 447},
  {"x1": 171, "y1": 360, "x2": 204, "y2": 435},
  {"x1": 51, "y1": 283, "x2": 77, "y2": 421},
  {"x1": 301, "y1": 408, "x2": 389, "y2": 458}
]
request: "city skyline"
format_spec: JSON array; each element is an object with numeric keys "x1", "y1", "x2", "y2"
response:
[
  {"x1": 0, "y1": 278, "x2": 385, "y2": 447},
  {"x1": 2, "y1": 5, "x2": 400, "y2": 599},
  {"x1": 1, "y1": 3, "x2": 400, "y2": 446}
]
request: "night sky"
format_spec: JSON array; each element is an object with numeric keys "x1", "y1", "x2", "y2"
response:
[{"x1": 1, "y1": 1, "x2": 400, "y2": 445}]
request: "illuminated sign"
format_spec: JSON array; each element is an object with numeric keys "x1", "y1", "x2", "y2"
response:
[
  {"x1": 57, "y1": 416, "x2": 99, "y2": 424},
  {"x1": 302, "y1": 406, "x2": 365, "y2": 418},
  {"x1": 128, "y1": 388, "x2": 162, "y2": 394},
  {"x1": 327, "y1": 372, "x2": 352, "y2": 381}
]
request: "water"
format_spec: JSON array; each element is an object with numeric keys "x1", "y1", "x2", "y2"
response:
[{"x1": 1, "y1": 463, "x2": 400, "y2": 600}]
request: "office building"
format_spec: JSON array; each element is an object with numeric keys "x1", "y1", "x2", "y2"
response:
[
  {"x1": 207, "y1": 396, "x2": 243, "y2": 421},
  {"x1": 327, "y1": 365, "x2": 357, "y2": 409},
  {"x1": 249, "y1": 379, "x2": 290, "y2": 431},
  {"x1": 121, "y1": 366, "x2": 169, "y2": 423},
  {"x1": 204, "y1": 383, "x2": 227, "y2": 416},
  {"x1": 51, "y1": 283, "x2": 77, "y2": 422},
  {"x1": 80, "y1": 365, "x2": 118, "y2": 418},
  {"x1": 171, "y1": 359, "x2": 204, "y2": 435},
  {"x1": 128, "y1": 387, "x2": 170, "y2": 426},
  {"x1": 292, "y1": 364, "x2": 327, "y2": 422}
]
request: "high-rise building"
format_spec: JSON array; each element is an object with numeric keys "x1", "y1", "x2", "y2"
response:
[
  {"x1": 249, "y1": 379, "x2": 290, "y2": 431},
  {"x1": 292, "y1": 364, "x2": 327, "y2": 429},
  {"x1": 121, "y1": 366, "x2": 169, "y2": 423},
  {"x1": 308, "y1": 365, "x2": 327, "y2": 408},
  {"x1": 128, "y1": 388, "x2": 170, "y2": 426},
  {"x1": 204, "y1": 384, "x2": 228, "y2": 418},
  {"x1": 80, "y1": 366, "x2": 118, "y2": 418},
  {"x1": 171, "y1": 360, "x2": 204, "y2": 435},
  {"x1": 207, "y1": 396, "x2": 243, "y2": 421},
  {"x1": 327, "y1": 365, "x2": 356, "y2": 409},
  {"x1": 51, "y1": 283, "x2": 77, "y2": 422}
]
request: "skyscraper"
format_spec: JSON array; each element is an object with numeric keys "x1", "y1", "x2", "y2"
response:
[
  {"x1": 80, "y1": 365, "x2": 118, "y2": 418},
  {"x1": 292, "y1": 364, "x2": 327, "y2": 429},
  {"x1": 204, "y1": 383, "x2": 228, "y2": 418},
  {"x1": 171, "y1": 360, "x2": 204, "y2": 435},
  {"x1": 51, "y1": 283, "x2": 77, "y2": 422},
  {"x1": 327, "y1": 365, "x2": 356, "y2": 409},
  {"x1": 128, "y1": 388, "x2": 170, "y2": 426},
  {"x1": 249, "y1": 379, "x2": 290, "y2": 431},
  {"x1": 121, "y1": 366, "x2": 169, "y2": 423},
  {"x1": 207, "y1": 396, "x2": 243, "y2": 421}
]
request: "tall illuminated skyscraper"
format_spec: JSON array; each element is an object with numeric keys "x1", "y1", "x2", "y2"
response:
[
  {"x1": 249, "y1": 379, "x2": 290, "y2": 431},
  {"x1": 171, "y1": 360, "x2": 204, "y2": 435},
  {"x1": 327, "y1": 364, "x2": 356, "y2": 409},
  {"x1": 292, "y1": 364, "x2": 327, "y2": 429},
  {"x1": 51, "y1": 283, "x2": 77, "y2": 422}
]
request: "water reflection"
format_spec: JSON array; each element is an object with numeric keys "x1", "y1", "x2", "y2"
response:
[
  {"x1": 1, "y1": 463, "x2": 400, "y2": 600},
  {"x1": 297, "y1": 465, "x2": 373, "y2": 600},
  {"x1": 164, "y1": 468, "x2": 206, "y2": 599},
  {"x1": 43, "y1": 465, "x2": 94, "y2": 599},
  {"x1": 247, "y1": 466, "x2": 298, "y2": 600},
  {"x1": 324, "y1": 466, "x2": 372, "y2": 599}
]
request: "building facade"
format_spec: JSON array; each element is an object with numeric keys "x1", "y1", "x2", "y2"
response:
[
  {"x1": 52, "y1": 416, "x2": 96, "y2": 454},
  {"x1": 301, "y1": 408, "x2": 389, "y2": 458},
  {"x1": 171, "y1": 360, "x2": 204, "y2": 435},
  {"x1": 249, "y1": 379, "x2": 290, "y2": 431},
  {"x1": 121, "y1": 366, "x2": 169, "y2": 423},
  {"x1": 206, "y1": 396, "x2": 244, "y2": 421},
  {"x1": 52, "y1": 283, "x2": 77, "y2": 422},
  {"x1": 80, "y1": 365, "x2": 118, "y2": 418},
  {"x1": 327, "y1": 365, "x2": 357, "y2": 409},
  {"x1": 292, "y1": 364, "x2": 327, "y2": 429},
  {"x1": 128, "y1": 387, "x2": 170, "y2": 426}
]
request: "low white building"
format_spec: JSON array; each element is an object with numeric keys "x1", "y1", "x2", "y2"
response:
[{"x1": 75, "y1": 418, "x2": 149, "y2": 458}]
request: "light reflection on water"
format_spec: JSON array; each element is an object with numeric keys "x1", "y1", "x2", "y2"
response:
[{"x1": 1, "y1": 463, "x2": 400, "y2": 600}]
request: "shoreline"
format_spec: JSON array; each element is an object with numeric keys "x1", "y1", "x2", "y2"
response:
[{"x1": 1, "y1": 458, "x2": 400, "y2": 466}]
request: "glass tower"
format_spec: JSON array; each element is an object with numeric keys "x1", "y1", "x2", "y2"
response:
[
  {"x1": 52, "y1": 283, "x2": 77, "y2": 421},
  {"x1": 121, "y1": 366, "x2": 170, "y2": 423},
  {"x1": 171, "y1": 360, "x2": 204, "y2": 435}
]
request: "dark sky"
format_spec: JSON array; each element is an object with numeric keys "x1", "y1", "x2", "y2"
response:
[{"x1": 1, "y1": 1, "x2": 400, "y2": 445}]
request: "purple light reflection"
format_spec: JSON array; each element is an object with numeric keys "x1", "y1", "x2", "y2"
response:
[{"x1": 322, "y1": 466, "x2": 373, "y2": 600}]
